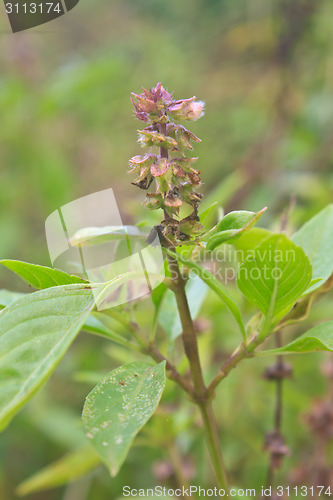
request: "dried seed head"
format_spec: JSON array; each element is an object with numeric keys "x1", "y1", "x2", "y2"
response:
[
  {"x1": 263, "y1": 431, "x2": 290, "y2": 469},
  {"x1": 304, "y1": 399, "x2": 333, "y2": 439},
  {"x1": 263, "y1": 362, "x2": 293, "y2": 381}
]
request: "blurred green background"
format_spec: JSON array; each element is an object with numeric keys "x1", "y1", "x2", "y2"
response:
[{"x1": 0, "y1": 0, "x2": 333, "y2": 499}]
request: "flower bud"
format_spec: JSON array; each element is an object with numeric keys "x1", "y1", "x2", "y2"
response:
[
  {"x1": 138, "y1": 130, "x2": 178, "y2": 151},
  {"x1": 179, "y1": 183, "x2": 203, "y2": 208},
  {"x1": 131, "y1": 98, "x2": 149, "y2": 122},
  {"x1": 150, "y1": 158, "x2": 170, "y2": 177},
  {"x1": 131, "y1": 176, "x2": 153, "y2": 190},
  {"x1": 148, "y1": 82, "x2": 172, "y2": 105},
  {"x1": 179, "y1": 212, "x2": 203, "y2": 235},
  {"x1": 167, "y1": 97, "x2": 205, "y2": 121},
  {"x1": 188, "y1": 170, "x2": 201, "y2": 186},
  {"x1": 131, "y1": 83, "x2": 172, "y2": 124},
  {"x1": 164, "y1": 193, "x2": 182, "y2": 209},
  {"x1": 172, "y1": 164, "x2": 186, "y2": 178},
  {"x1": 155, "y1": 167, "x2": 172, "y2": 195},
  {"x1": 172, "y1": 126, "x2": 201, "y2": 152},
  {"x1": 128, "y1": 154, "x2": 157, "y2": 174},
  {"x1": 170, "y1": 157, "x2": 198, "y2": 173},
  {"x1": 175, "y1": 128, "x2": 192, "y2": 151},
  {"x1": 143, "y1": 193, "x2": 163, "y2": 210},
  {"x1": 131, "y1": 93, "x2": 158, "y2": 113}
]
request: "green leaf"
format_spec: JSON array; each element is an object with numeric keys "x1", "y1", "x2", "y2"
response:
[
  {"x1": 205, "y1": 208, "x2": 267, "y2": 251},
  {"x1": 0, "y1": 289, "x2": 26, "y2": 308},
  {"x1": 164, "y1": 249, "x2": 246, "y2": 340},
  {"x1": 151, "y1": 282, "x2": 168, "y2": 309},
  {"x1": 292, "y1": 204, "x2": 333, "y2": 292},
  {"x1": 82, "y1": 361, "x2": 166, "y2": 476},
  {"x1": 257, "y1": 321, "x2": 333, "y2": 355},
  {"x1": 0, "y1": 269, "x2": 157, "y2": 430},
  {"x1": 0, "y1": 260, "x2": 86, "y2": 290},
  {"x1": 82, "y1": 313, "x2": 142, "y2": 352},
  {"x1": 215, "y1": 208, "x2": 266, "y2": 233},
  {"x1": 158, "y1": 276, "x2": 208, "y2": 340},
  {"x1": 232, "y1": 228, "x2": 272, "y2": 259},
  {"x1": 83, "y1": 313, "x2": 116, "y2": 337},
  {"x1": 0, "y1": 290, "x2": 135, "y2": 348},
  {"x1": 0, "y1": 285, "x2": 95, "y2": 430},
  {"x1": 237, "y1": 234, "x2": 312, "y2": 324},
  {"x1": 277, "y1": 293, "x2": 314, "y2": 328},
  {"x1": 199, "y1": 202, "x2": 219, "y2": 221},
  {"x1": 16, "y1": 446, "x2": 100, "y2": 496}
]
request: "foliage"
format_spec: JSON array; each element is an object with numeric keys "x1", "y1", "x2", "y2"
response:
[
  {"x1": 1, "y1": 78, "x2": 333, "y2": 497},
  {"x1": 1, "y1": 1, "x2": 333, "y2": 498}
]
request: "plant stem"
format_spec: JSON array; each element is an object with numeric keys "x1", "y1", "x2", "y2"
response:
[
  {"x1": 168, "y1": 251, "x2": 229, "y2": 492},
  {"x1": 172, "y1": 271, "x2": 205, "y2": 394},
  {"x1": 104, "y1": 308, "x2": 193, "y2": 394},
  {"x1": 274, "y1": 353, "x2": 284, "y2": 432},
  {"x1": 159, "y1": 117, "x2": 229, "y2": 493},
  {"x1": 266, "y1": 331, "x2": 287, "y2": 492},
  {"x1": 207, "y1": 338, "x2": 258, "y2": 398},
  {"x1": 147, "y1": 340, "x2": 195, "y2": 395},
  {"x1": 198, "y1": 401, "x2": 229, "y2": 491}
]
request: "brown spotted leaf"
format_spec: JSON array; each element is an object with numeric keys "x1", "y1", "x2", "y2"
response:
[{"x1": 82, "y1": 362, "x2": 166, "y2": 476}]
